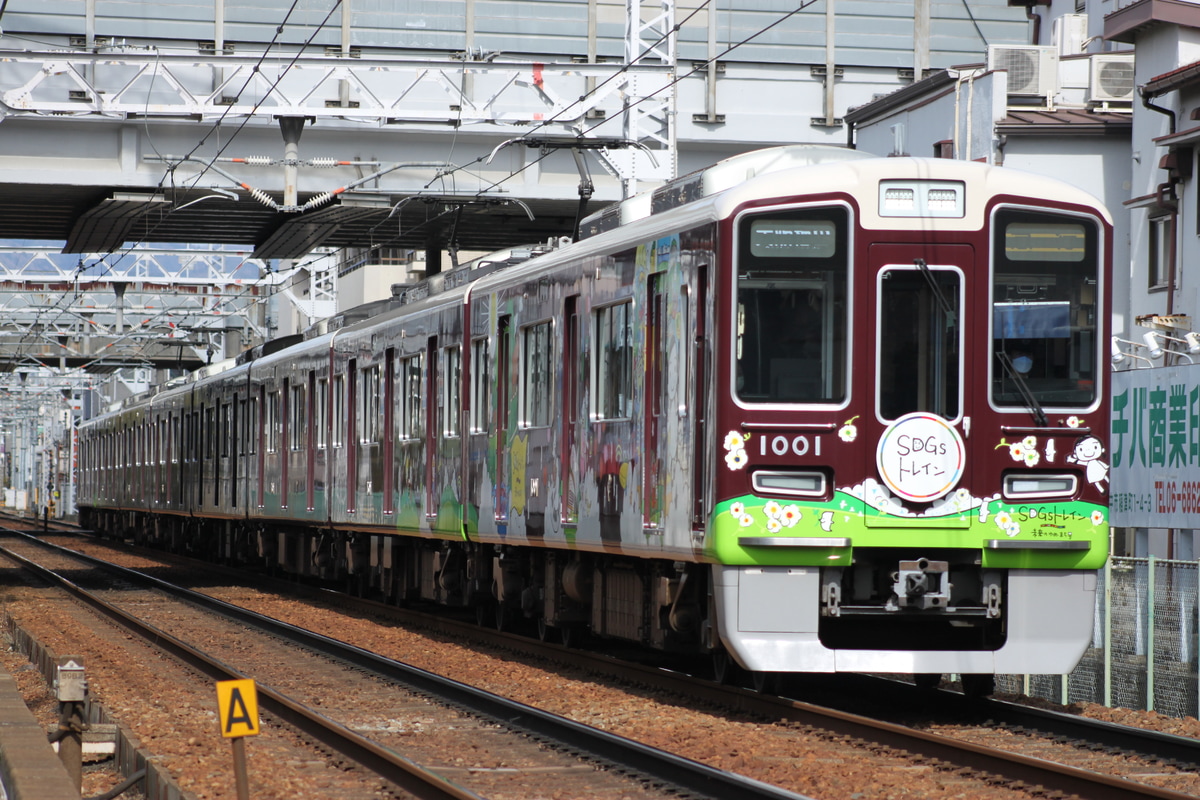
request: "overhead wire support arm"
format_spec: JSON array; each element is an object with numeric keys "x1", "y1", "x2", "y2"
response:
[
  {"x1": 486, "y1": 136, "x2": 653, "y2": 240},
  {"x1": 145, "y1": 155, "x2": 461, "y2": 213}
]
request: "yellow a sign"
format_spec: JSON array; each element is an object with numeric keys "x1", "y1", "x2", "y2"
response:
[{"x1": 216, "y1": 679, "x2": 260, "y2": 738}]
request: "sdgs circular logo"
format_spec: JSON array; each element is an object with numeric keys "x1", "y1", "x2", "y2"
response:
[{"x1": 875, "y1": 412, "x2": 965, "y2": 503}]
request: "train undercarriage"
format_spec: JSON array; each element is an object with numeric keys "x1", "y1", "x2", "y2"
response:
[
  {"x1": 79, "y1": 508, "x2": 1093, "y2": 698},
  {"x1": 81, "y1": 508, "x2": 709, "y2": 655}
]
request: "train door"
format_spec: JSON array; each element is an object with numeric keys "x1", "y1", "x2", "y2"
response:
[
  {"x1": 561, "y1": 296, "x2": 579, "y2": 525},
  {"x1": 425, "y1": 337, "x2": 438, "y2": 520},
  {"x1": 869, "y1": 243, "x2": 972, "y2": 517},
  {"x1": 231, "y1": 393, "x2": 240, "y2": 509},
  {"x1": 383, "y1": 350, "x2": 395, "y2": 515},
  {"x1": 346, "y1": 359, "x2": 357, "y2": 514},
  {"x1": 495, "y1": 316, "x2": 511, "y2": 528},
  {"x1": 690, "y1": 265, "x2": 709, "y2": 530},
  {"x1": 644, "y1": 272, "x2": 665, "y2": 530},
  {"x1": 307, "y1": 370, "x2": 317, "y2": 512}
]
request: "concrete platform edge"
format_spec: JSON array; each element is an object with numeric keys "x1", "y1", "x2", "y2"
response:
[{"x1": 4, "y1": 613, "x2": 194, "y2": 800}]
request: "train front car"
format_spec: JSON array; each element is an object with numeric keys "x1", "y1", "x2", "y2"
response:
[{"x1": 707, "y1": 157, "x2": 1111, "y2": 689}]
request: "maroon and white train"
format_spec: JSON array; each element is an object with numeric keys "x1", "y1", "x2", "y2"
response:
[{"x1": 79, "y1": 145, "x2": 1112, "y2": 690}]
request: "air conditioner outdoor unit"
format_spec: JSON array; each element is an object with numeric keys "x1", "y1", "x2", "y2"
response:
[
  {"x1": 987, "y1": 45, "x2": 1058, "y2": 98},
  {"x1": 1088, "y1": 54, "x2": 1136, "y2": 103},
  {"x1": 1052, "y1": 13, "x2": 1088, "y2": 55}
]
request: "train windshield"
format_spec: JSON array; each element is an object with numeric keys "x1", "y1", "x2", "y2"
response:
[
  {"x1": 992, "y1": 208, "x2": 1100, "y2": 410},
  {"x1": 735, "y1": 207, "x2": 848, "y2": 404},
  {"x1": 878, "y1": 265, "x2": 961, "y2": 421}
]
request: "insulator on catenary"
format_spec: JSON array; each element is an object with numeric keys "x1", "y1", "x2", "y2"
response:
[
  {"x1": 240, "y1": 155, "x2": 274, "y2": 166},
  {"x1": 243, "y1": 185, "x2": 279, "y2": 209},
  {"x1": 306, "y1": 158, "x2": 347, "y2": 168},
  {"x1": 301, "y1": 188, "x2": 345, "y2": 211}
]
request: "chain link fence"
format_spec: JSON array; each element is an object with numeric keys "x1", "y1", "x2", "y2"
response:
[{"x1": 996, "y1": 557, "x2": 1200, "y2": 717}]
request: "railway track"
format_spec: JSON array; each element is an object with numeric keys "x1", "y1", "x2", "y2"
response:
[
  {"x1": 9, "y1": 526, "x2": 1200, "y2": 800},
  {"x1": 0, "y1": 529, "x2": 811, "y2": 800}
]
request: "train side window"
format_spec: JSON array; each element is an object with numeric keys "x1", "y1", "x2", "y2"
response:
[
  {"x1": 290, "y1": 383, "x2": 305, "y2": 451},
  {"x1": 470, "y1": 337, "x2": 490, "y2": 433},
  {"x1": 992, "y1": 210, "x2": 1100, "y2": 409},
  {"x1": 316, "y1": 378, "x2": 328, "y2": 449},
  {"x1": 204, "y1": 406, "x2": 215, "y2": 460},
  {"x1": 443, "y1": 345, "x2": 462, "y2": 438},
  {"x1": 266, "y1": 390, "x2": 280, "y2": 453},
  {"x1": 399, "y1": 353, "x2": 424, "y2": 439},
  {"x1": 247, "y1": 396, "x2": 258, "y2": 456},
  {"x1": 331, "y1": 375, "x2": 344, "y2": 448},
  {"x1": 593, "y1": 301, "x2": 633, "y2": 420},
  {"x1": 522, "y1": 321, "x2": 553, "y2": 428},
  {"x1": 361, "y1": 364, "x2": 380, "y2": 443}
]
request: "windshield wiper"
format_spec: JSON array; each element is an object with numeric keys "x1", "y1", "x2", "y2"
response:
[
  {"x1": 914, "y1": 258, "x2": 957, "y2": 328},
  {"x1": 996, "y1": 350, "x2": 1048, "y2": 427}
]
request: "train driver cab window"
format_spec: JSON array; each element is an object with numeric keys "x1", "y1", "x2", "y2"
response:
[
  {"x1": 878, "y1": 265, "x2": 962, "y2": 421},
  {"x1": 735, "y1": 206, "x2": 848, "y2": 404},
  {"x1": 992, "y1": 209, "x2": 1100, "y2": 410},
  {"x1": 522, "y1": 321, "x2": 553, "y2": 427}
]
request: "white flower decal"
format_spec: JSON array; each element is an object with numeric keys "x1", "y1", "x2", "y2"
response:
[
  {"x1": 1008, "y1": 443, "x2": 1025, "y2": 461},
  {"x1": 1091, "y1": 510, "x2": 1105, "y2": 526},
  {"x1": 994, "y1": 510, "x2": 1012, "y2": 530},
  {"x1": 1066, "y1": 416, "x2": 1083, "y2": 428},
  {"x1": 723, "y1": 430, "x2": 750, "y2": 471},
  {"x1": 1022, "y1": 436, "x2": 1038, "y2": 450},
  {"x1": 1024, "y1": 449, "x2": 1040, "y2": 467},
  {"x1": 766, "y1": 517, "x2": 783, "y2": 534},
  {"x1": 729, "y1": 502, "x2": 745, "y2": 519},
  {"x1": 738, "y1": 513, "x2": 755, "y2": 527},
  {"x1": 763, "y1": 500, "x2": 783, "y2": 518},
  {"x1": 780, "y1": 505, "x2": 802, "y2": 527},
  {"x1": 838, "y1": 416, "x2": 859, "y2": 443}
]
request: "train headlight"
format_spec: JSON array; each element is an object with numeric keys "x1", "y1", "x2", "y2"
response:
[
  {"x1": 879, "y1": 180, "x2": 965, "y2": 218},
  {"x1": 752, "y1": 470, "x2": 827, "y2": 498},
  {"x1": 1002, "y1": 473, "x2": 1077, "y2": 500}
]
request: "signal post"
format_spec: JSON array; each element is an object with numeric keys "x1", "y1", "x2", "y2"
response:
[{"x1": 216, "y1": 678, "x2": 260, "y2": 800}]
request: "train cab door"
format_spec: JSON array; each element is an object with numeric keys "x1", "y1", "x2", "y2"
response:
[{"x1": 868, "y1": 243, "x2": 973, "y2": 520}]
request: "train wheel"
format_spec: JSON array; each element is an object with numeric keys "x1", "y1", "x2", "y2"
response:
[
  {"x1": 559, "y1": 624, "x2": 579, "y2": 649},
  {"x1": 494, "y1": 603, "x2": 512, "y2": 632},
  {"x1": 537, "y1": 617, "x2": 552, "y2": 642},
  {"x1": 961, "y1": 674, "x2": 995, "y2": 698},
  {"x1": 711, "y1": 651, "x2": 735, "y2": 684},
  {"x1": 750, "y1": 671, "x2": 778, "y2": 694},
  {"x1": 913, "y1": 673, "x2": 942, "y2": 690}
]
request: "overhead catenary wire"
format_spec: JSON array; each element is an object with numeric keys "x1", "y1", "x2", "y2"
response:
[{"x1": 13, "y1": 0, "x2": 834, "y2": 389}]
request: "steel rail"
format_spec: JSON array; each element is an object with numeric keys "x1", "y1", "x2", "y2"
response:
[
  {"x1": 0, "y1": 532, "x2": 814, "y2": 800},
  {"x1": 27, "y1": 527, "x2": 1200, "y2": 800},
  {"x1": 0, "y1": 538, "x2": 483, "y2": 800}
]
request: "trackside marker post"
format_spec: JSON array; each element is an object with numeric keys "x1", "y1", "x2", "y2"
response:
[{"x1": 216, "y1": 678, "x2": 260, "y2": 800}]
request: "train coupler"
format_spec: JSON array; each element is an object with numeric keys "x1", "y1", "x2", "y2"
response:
[{"x1": 889, "y1": 558, "x2": 951, "y2": 611}]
